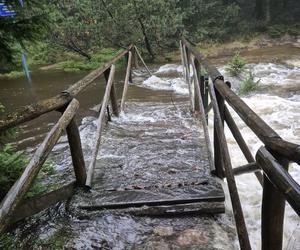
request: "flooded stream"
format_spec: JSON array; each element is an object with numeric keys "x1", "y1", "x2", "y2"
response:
[{"x1": 0, "y1": 45, "x2": 300, "y2": 249}]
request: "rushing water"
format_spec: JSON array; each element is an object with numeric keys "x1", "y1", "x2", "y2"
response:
[
  {"x1": 0, "y1": 46, "x2": 299, "y2": 249},
  {"x1": 139, "y1": 57, "x2": 300, "y2": 249}
]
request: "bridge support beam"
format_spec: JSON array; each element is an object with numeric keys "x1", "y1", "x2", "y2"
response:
[
  {"x1": 66, "y1": 118, "x2": 87, "y2": 186},
  {"x1": 104, "y1": 67, "x2": 119, "y2": 117},
  {"x1": 258, "y1": 150, "x2": 289, "y2": 250},
  {"x1": 213, "y1": 80, "x2": 225, "y2": 179},
  {"x1": 194, "y1": 59, "x2": 201, "y2": 113}
]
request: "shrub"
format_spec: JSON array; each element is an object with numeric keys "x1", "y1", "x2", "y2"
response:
[
  {"x1": 238, "y1": 71, "x2": 260, "y2": 96},
  {"x1": 267, "y1": 25, "x2": 286, "y2": 38},
  {"x1": 0, "y1": 104, "x2": 54, "y2": 200},
  {"x1": 225, "y1": 53, "x2": 246, "y2": 77}
]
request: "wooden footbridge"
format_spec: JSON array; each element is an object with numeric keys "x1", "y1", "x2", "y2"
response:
[{"x1": 0, "y1": 39, "x2": 300, "y2": 250}]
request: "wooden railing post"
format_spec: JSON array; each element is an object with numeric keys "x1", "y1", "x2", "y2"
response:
[
  {"x1": 121, "y1": 51, "x2": 133, "y2": 112},
  {"x1": 132, "y1": 48, "x2": 139, "y2": 69},
  {"x1": 126, "y1": 51, "x2": 133, "y2": 83},
  {"x1": 86, "y1": 65, "x2": 116, "y2": 187},
  {"x1": 213, "y1": 78, "x2": 225, "y2": 179},
  {"x1": 194, "y1": 59, "x2": 201, "y2": 113},
  {"x1": 0, "y1": 99, "x2": 79, "y2": 234},
  {"x1": 104, "y1": 67, "x2": 119, "y2": 117},
  {"x1": 65, "y1": 118, "x2": 87, "y2": 186},
  {"x1": 259, "y1": 151, "x2": 289, "y2": 250},
  {"x1": 182, "y1": 45, "x2": 194, "y2": 112},
  {"x1": 208, "y1": 83, "x2": 251, "y2": 250}
]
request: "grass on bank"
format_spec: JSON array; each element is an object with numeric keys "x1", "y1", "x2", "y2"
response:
[
  {"x1": 53, "y1": 47, "x2": 124, "y2": 72},
  {"x1": 0, "y1": 46, "x2": 124, "y2": 79}
]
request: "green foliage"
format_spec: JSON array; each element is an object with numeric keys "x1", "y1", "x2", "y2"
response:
[
  {"x1": 0, "y1": 227, "x2": 70, "y2": 249},
  {"x1": 268, "y1": 24, "x2": 300, "y2": 38},
  {"x1": 55, "y1": 48, "x2": 122, "y2": 72},
  {"x1": 0, "y1": 71, "x2": 24, "y2": 79},
  {"x1": 0, "y1": 233, "x2": 16, "y2": 250},
  {"x1": 0, "y1": 104, "x2": 54, "y2": 200},
  {"x1": 0, "y1": 0, "x2": 50, "y2": 73},
  {"x1": 225, "y1": 53, "x2": 247, "y2": 77},
  {"x1": 238, "y1": 71, "x2": 260, "y2": 96},
  {"x1": 267, "y1": 25, "x2": 286, "y2": 38}
]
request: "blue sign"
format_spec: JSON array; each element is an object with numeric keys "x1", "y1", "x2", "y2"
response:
[{"x1": 0, "y1": 3, "x2": 16, "y2": 17}]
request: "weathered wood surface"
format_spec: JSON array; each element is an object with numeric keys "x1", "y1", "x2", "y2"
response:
[
  {"x1": 0, "y1": 46, "x2": 132, "y2": 132},
  {"x1": 182, "y1": 44, "x2": 195, "y2": 112},
  {"x1": 73, "y1": 100, "x2": 224, "y2": 214},
  {"x1": 120, "y1": 51, "x2": 133, "y2": 111},
  {"x1": 65, "y1": 118, "x2": 87, "y2": 186},
  {"x1": 213, "y1": 83, "x2": 225, "y2": 179},
  {"x1": 215, "y1": 80, "x2": 300, "y2": 164},
  {"x1": 11, "y1": 182, "x2": 76, "y2": 224},
  {"x1": 257, "y1": 147, "x2": 300, "y2": 216},
  {"x1": 190, "y1": 56, "x2": 214, "y2": 173},
  {"x1": 79, "y1": 193, "x2": 224, "y2": 210},
  {"x1": 181, "y1": 37, "x2": 222, "y2": 82},
  {"x1": 208, "y1": 84, "x2": 251, "y2": 250},
  {"x1": 86, "y1": 65, "x2": 116, "y2": 187},
  {"x1": 0, "y1": 99, "x2": 79, "y2": 234},
  {"x1": 126, "y1": 202, "x2": 225, "y2": 216},
  {"x1": 233, "y1": 162, "x2": 260, "y2": 176},
  {"x1": 257, "y1": 147, "x2": 290, "y2": 250},
  {"x1": 182, "y1": 37, "x2": 300, "y2": 164},
  {"x1": 104, "y1": 68, "x2": 119, "y2": 117},
  {"x1": 193, "y1": 59, "x2": 201, "y2": 112},
  {"x1": 224, "y1": 106, "x2": 263, "y2": 184}
]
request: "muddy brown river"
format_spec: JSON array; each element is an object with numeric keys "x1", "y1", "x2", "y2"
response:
[{"x1": 0, "y1": 44, "x2": 299, "y2": 249}]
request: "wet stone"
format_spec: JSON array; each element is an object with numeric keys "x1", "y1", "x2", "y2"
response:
[{"x1": 153, "y1": 226, "x2": 174, "y2": 237}]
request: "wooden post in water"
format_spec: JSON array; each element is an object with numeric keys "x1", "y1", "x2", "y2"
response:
[
  {"x1": 121, "y1": 51, "x2": 133, "y2": 112},
  {"x1": 224, "y1": 106, "x2": 263, "y2": 185},
  {"x1": 65, "y1": 118, "x2": 87, "y2": 186},
  {"x1": 213, "y1": 78, "x2": 225, "y2": 179},
  {"x1": 193, "y1": 59, "x2": 201, "y2": 113},
  {"x1": 182, "y1": 45, "x2": 194, "y2": 112},
  {"x1": 132, "y1": 47, "x2": 139, "y2": 69},
  {"x1": 126, "y1": 51, "x2": 133, "y2": 83},
  {"x1": 208, "y1": 83, "x2": 251, "y2": 250},
  {"x1": 104, "y1": 67, "x2": 119, "y2": 117},
  {"x1": 86, "y1": 65, "x2": 116, "y2": 187},
  {"x1": 258, "y1": 150, "x2": 289, "y2": 250}
]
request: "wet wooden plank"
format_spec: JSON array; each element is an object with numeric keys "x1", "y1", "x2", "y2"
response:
[{"x1": 11, "y1": 182, "x2": 76, "y2": 224}]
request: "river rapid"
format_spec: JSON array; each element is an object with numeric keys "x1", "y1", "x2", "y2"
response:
[
  {"x1": 0, "y1": 45, "x2": 299, "y2": 249},
  {"x1": 140, "y1": 57, "x2": 300, "y2": 248}
]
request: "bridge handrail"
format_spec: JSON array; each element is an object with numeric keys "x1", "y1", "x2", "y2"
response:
[
  {"x1": 0, "y1": 44, "x2": 148, "y2": 233},
  {"x1": 181, "y1": 37, "x2": 300, "y2": 250},
  {"x1": 0, "y1": 45, "x2": 133, "y2": 132},
  {"x1": 181, "y1": 37, "x2": 300, "y2": 164},
  {"x1": 0, "y1": 99, "x2": 81, "y2": 233}
]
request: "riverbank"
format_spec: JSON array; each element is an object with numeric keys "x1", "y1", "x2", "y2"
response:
[
  {"x1": 1, "y1": 34, "x2": 299, "y2": 80},
  {"x1": 163, "y1": 34, "x2": 300, "y2": 63},
  {"x1": 0, "y1": 47, "x2": 124, "y2": 79}
]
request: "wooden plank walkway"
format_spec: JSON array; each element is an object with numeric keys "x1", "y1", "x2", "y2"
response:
[{"x1": 74, "y1": 95, "x2": 224, "y2": 214}]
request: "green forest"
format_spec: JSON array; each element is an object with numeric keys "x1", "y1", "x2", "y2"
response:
[{"x1": 1, "y1": 0, "x2": 299, "y2": 74}]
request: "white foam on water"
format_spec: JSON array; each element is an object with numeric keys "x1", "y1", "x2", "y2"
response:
[
  {"x1": 76, "y1": 61, "x2": 299, "y2": 249},
  {"x1": 222, "y1": 97, "x2": 300, "y2": 249},
  {"x1": 219, "y1": 62, "x2": 300, "y2": 90},
  {"x1": 155, "y1": 63, "x2": 183, "y2": 75},
  {"x1": 141, "y1": 75, "x2": 189, "y2": 95}
]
